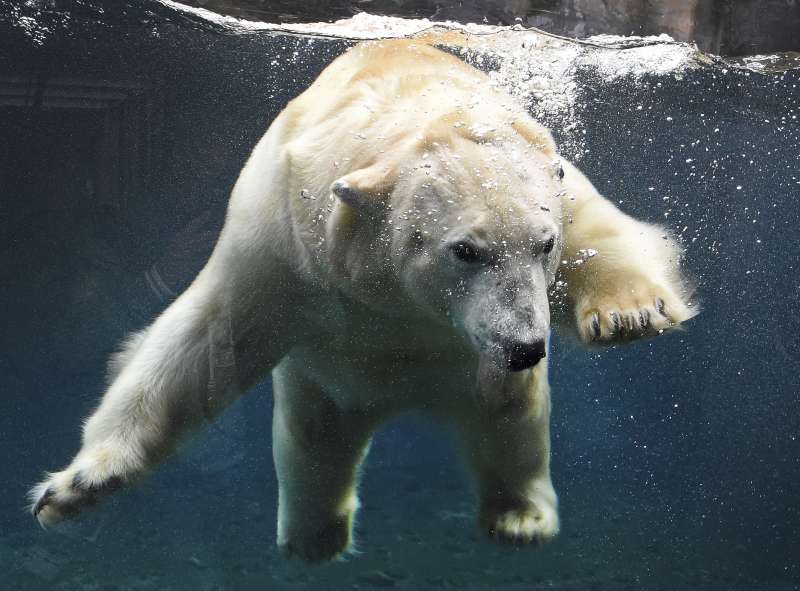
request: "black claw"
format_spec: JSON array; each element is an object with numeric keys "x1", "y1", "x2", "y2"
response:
[
  {"x1": 655, "y1": 297, "x2": 666, "y2": 316},
  {"x1": 103, "y1": 476, "x2": 124, "y2": 492},
  {"x1": 33, "y1": 486, "x2": 54, "y2": 516},
  {"x1": 609, "y1": 312, "x2": 622, "y2": 332},
  {"x1": 72, "y1": 471, "x2": 99, "y2": 493},
  {"x1": 639, "y1": 309, "x2": 650, "y2": 329},
  {"x1": 590, "y1": 314, "x2": 601, "y2": 338},
  {"x1": 72, "y1": 473, "x2": 124, "y2": 495}
]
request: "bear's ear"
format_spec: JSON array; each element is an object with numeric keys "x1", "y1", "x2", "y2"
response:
[
  {"x1": 331, "y1": 162, "x2": 395, "y2": 212},
  {"x1": 511, "y1": 118, "x2": 557, "y2": 157}
]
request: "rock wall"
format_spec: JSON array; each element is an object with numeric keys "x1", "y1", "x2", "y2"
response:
[{"x1": 184, "y1": 0, "x2": 800, "y2": 55}]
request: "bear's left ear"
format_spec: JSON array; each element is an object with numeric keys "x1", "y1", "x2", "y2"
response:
[
  {"x1": 511, "y1": 118, "x2": 557, "y2": 157},
  {"x1": 331, "y1": 162, "x2": 395, "y2": 213}
]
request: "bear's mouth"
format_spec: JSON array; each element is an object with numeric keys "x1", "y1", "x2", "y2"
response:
[{"x1": 476, "y1": 347, "x2": 548, "y2": 404}]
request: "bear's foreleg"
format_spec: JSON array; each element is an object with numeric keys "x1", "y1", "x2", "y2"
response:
[
  {"x1": 559, "y1": 160, "x2": 696, "y2": 344},
  {"x1": 30, "y1": 275, "x2": 281, "y2": 526},
  {"x1": 272, "y1": 359, "x2": 374, "y2": 562},
  {"x1": 454, "y1": 365, "x2": 559, "y2": 545}
]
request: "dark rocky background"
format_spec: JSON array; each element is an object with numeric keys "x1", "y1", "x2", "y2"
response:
[{"x1": 184, "y1": 0, "x2": 800, "y2": 55}]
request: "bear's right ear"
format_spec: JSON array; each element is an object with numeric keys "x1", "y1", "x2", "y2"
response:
[{"x1": 331, "y1": 162, "x2": 395, "y2": 213}]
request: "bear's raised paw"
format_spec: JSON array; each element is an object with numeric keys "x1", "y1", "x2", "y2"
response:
[{"x1": 575, "y1": 277, "x2": 695, "y2": 345}]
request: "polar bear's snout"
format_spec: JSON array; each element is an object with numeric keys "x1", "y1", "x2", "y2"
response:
[
  {"x1": 447, "y1": 256, "x2": 553, "y2": 376},
  {"x1": 504, "y1": 338, "x2": 547, "y2": 372}
]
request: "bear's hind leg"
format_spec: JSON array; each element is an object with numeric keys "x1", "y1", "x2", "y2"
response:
[
  {"x1": 453, "y1": 365, "x2": 558, "y2": 545},
  {"x1": 272, "y1": 359, "x2": 374, "y2": 562}
]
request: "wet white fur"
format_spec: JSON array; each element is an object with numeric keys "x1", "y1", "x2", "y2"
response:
[{"x1": 30, "y1": 38, "x2": 694, "y2": 560}]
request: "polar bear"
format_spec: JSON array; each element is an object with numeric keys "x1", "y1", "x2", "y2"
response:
[{"x1": 30, "y1": 38, "x2": 694, "y2": 561}]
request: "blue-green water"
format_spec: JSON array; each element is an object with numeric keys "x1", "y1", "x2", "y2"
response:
[{"x1": 1, "y1": 1, "x2": 798, "y2": 589}]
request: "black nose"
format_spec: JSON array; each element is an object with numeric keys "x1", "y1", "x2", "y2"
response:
[{"x1": 505, "y1": 339, "x2": 547, "y2": 372}]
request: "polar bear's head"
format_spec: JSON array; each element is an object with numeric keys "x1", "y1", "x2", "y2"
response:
[{"x1": 328, "y1": 120, "x2": 563, "y2": 374}]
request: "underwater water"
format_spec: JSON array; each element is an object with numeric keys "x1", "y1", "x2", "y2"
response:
[{"x1": 1, "y1": 1, "x2": 799, "y2": 589}]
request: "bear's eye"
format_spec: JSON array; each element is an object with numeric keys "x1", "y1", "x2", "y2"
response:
[
  {"x1": 542, "y1": 236, "x2": 555, "y2": 255},
  {"x1": 450, "y1": 241, "x2": 483, "y2": 264}
]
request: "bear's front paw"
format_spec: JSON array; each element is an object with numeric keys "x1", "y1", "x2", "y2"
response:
[
  {"x1": 576, "y1": 279, "x2": 695, "y2": 344},
  {"x1": 278, "y1": 513, "x2": 354, "y2": 563},
  {"x1": 480, "y1": 496, "x2": 559, "y2": 546},
  {"x1": 29, "y1": 444, "x2": 140, "y2": 527}
]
